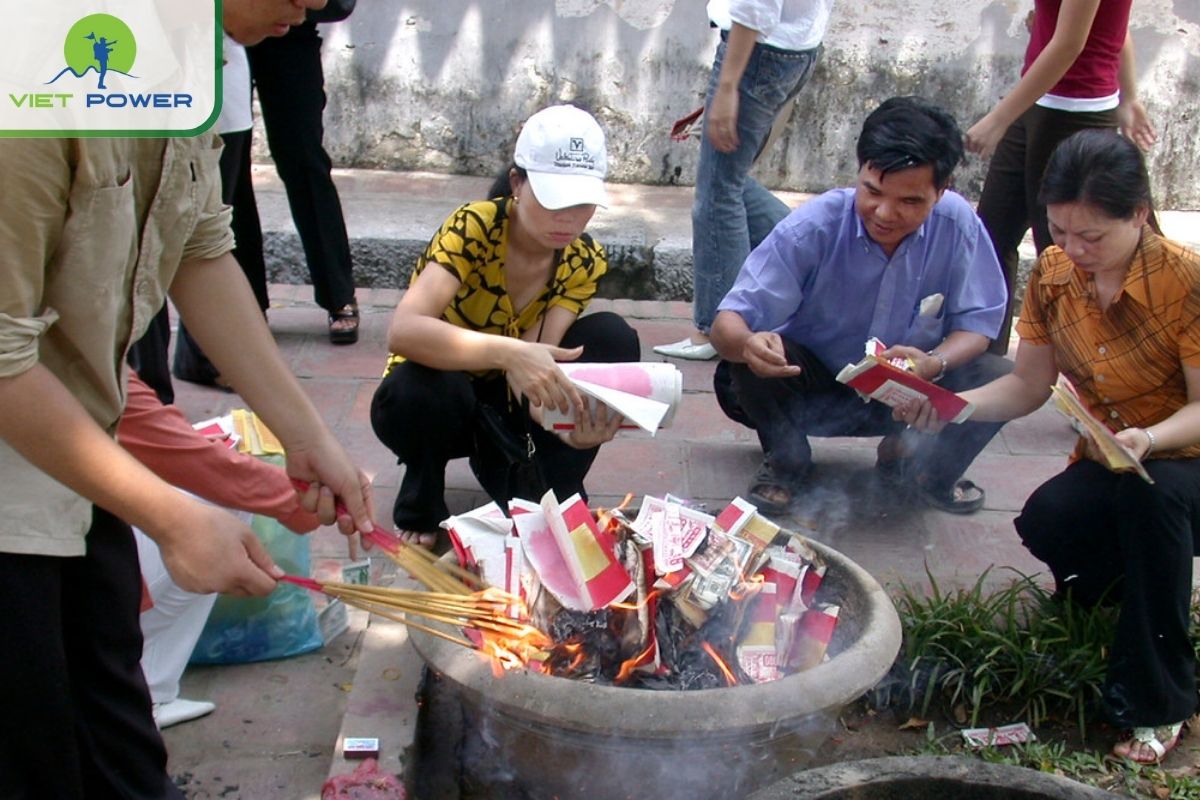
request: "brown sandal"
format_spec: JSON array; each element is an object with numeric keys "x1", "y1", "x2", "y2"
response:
[{"x1": 329, "y1": 302, "x2": 359, "y2": 345}]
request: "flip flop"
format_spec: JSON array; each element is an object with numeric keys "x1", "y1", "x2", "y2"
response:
[
  {"x1": 1113, "y1": 722, "x2": 1184, "y2": 764},
  {"x1": 916, "y1": 478, "x2": 985, "y2": 514}
]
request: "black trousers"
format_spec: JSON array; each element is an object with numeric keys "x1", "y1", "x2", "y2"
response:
[
  {"x1": 714, "y1": 339, "x2": 1012, "y2": 493},
  {"x1": 248, "y1": 20, "x2": 356, "y2": 314},
  {"x1": 172, "y1": 128, "x2": 271, "y2": 386},
  {"x1": 0, "y1": 508, "x2": 182, "y2": 800},
  {"x1": 370, "y1": 312, "x2": 641, "y2": 531},
  {"x1": 977, "y1": 104, "x2": 1117, "y2": 355},
  {"x1": 1015, "y1": 457, "x2": 1200, "y2": 727}
]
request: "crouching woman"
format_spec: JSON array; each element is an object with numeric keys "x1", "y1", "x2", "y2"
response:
[
  {"x1": 370, "y1": 105, "x2": 640, "y2": 547},
  {"x1": 898, "y1": 128, "x2": 1200, "y2": 763}
]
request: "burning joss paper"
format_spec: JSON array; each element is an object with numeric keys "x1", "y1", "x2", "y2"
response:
[
  {"x1": 736, "y1": 584, "x2": 781, "y2": 683},
  {"x1": 784, "y1": 603, "x2": 840, "y2": 671},
  {"x1": 631, "y1": 495, "x2": 713, "y2": 574}
]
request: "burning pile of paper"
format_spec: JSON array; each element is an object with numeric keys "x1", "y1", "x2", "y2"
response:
[{"x1": 445, "y1": 491, "x2": 840, "y2": 687}]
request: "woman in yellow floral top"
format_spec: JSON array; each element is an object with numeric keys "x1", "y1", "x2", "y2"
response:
[
  {"x1": 371, "y1": 105, "x2": 639, "y2": 546},
  {"x1": 900, "y1": 130, "x2": 1200, "y2": 764}
]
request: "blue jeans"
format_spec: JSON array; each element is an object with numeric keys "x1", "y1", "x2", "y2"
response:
[{"x1": 691, "y1": 38, "x2": 821, "y2": 333}]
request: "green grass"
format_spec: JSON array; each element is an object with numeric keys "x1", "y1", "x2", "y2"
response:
[
  {"x1": 882, "y1": 569, "x2": 1200, "y2": 798},
  {"x1": 887, "y1": 566, "x2": 1115, "y2": 734}
]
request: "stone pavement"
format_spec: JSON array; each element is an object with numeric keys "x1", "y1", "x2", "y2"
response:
[{"x1": 159, "y1": 169, "x2": 1200, "y2": 799}]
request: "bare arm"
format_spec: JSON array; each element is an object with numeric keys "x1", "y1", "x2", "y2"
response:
[
  {"x1": 169, "y1": 253, "x2": 374, "y2": 534},
  {"x1": 386, "y1": 266, "x2": 583, "y2": 414},
  {"x1": 0, "y1": 364, "x2": 284, "y2": 595},
  {"x1": 1115, "y1": 31, "x2": 1157, "y2": 150},
  {"x1": 966, "y1": 0, "x2": 1102, "y2": 157},
  {"x1": 706, "y1": 23, "x2": 759, "y2": 153},
  {"x1": 898, "y1": 339, "x2": 1059, "y2": 430},
  {"x1": 1114, "y1": 364, "x2": 1200, "y2": 458}
]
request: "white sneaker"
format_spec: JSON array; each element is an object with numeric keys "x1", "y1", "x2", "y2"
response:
[
  {"x1": 652, "y1": 337, "x2": 718, "y2": 361},
  {"x1": 153, "y1": 698, "x2": 216, "y2": 729}
]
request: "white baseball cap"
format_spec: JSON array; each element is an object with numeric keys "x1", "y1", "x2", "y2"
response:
[{"x1": 514, "y1": 104, "x2": 609, "y2": 210}]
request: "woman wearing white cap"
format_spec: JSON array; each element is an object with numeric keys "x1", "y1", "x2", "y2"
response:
[{"x1": 370, "y1": 105, "x2": 641, "y2": 547}]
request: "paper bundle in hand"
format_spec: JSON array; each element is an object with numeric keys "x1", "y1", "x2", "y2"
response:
[{"x1": 540, "y1": 362, "x2": 682, "y2": 436}]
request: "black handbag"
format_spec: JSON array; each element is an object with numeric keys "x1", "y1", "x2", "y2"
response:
[
  {"x1": 308, "y1": 0, "x2": 356, "y2": 23},
  {"x1": 471, "y1": 399, "x2": 549, "y2": 506}
]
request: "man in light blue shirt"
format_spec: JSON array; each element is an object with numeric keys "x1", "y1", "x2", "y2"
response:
[{"x1": 711, "y1": 96, "x2": 1011, "y2": 515}]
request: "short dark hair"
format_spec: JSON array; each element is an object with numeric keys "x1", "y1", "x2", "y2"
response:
[
  {"x1": 1039, "y1": 129, "x2": 1153, "y2": 221},
  {"x1": 856, "y1": 96, "x2": 964, "y2": 189}
]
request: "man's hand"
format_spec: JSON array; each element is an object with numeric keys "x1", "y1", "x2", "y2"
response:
[
  {"x1": 286, "y1": 431, "x2": 375, "y2": 538},
  {"x1": 743, "y1": 332, "x2": 803, "y2": 378},
  {"x1": 504, "y1": 341, "x2": 584, "y2": 416},
  {"x1": 157, "y1": 501, "x2": 283, "y2": 596},
  {"x1": 879, "y1": 344, "x2": 943, "y2": 382},
  {"x1": 706, "y1": 84, "x2": 740, "y2": 153}
]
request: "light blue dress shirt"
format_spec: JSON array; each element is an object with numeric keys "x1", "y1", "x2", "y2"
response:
[{"x1": 717, "y1": 187, "x2": 1007, "y2": 374}]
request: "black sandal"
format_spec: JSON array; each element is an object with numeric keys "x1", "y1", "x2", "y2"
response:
[
  {"x1": 329, "y1": 302, "x2": 359, "y2": 345},
  {"x1": 746, "y1": 460, "x2": 808, "y2": 515},
  {"x1": 915, "y1": 478, "x2": 985, "y2": 514}
]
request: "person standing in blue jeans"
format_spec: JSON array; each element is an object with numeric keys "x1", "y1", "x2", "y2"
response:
[{"x1": 654, "y1": 0, "x2": 833, "y2": 361}]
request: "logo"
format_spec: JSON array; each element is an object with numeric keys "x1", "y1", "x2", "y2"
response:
[
  {"x1": 1, "y1": 2, "x2": 219, "y2": 137},
  {"x1": 569, "y1": 137, "x2": 585, "y2": 152},
  {"x1": 47, "y1": 14, "x2": 138, "y2": 90}
]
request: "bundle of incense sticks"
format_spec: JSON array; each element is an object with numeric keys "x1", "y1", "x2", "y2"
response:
[
  {"x1": 362, "y1": 526, "x2": 487, "y2": 595},
  {"x1": 289, "y1": 478, "x2": 486, "y2": 593},
  {"x1": 282, "y1": 575, "x2": 550, "y2": 654}
]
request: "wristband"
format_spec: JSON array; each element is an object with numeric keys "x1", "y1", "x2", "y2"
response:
[
  {"x1": 926, "y1": 350, "x2": 948, "y2": 383},
  {"x1": 1143, "y1": 427, "x2": 1157, "y2": 457}
]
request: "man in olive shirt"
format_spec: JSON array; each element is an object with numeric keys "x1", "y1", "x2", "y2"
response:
[{"x1": 0, "y1": 2, "x2": 375, "y2": 797}]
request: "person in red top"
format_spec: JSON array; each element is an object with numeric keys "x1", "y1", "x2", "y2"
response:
[
  {"x1": 119, "y1": 372, "x2": 323, "y2": 729},
  {"x1": 968, "y1": 0, "x2": 1157, "y2": 355}
]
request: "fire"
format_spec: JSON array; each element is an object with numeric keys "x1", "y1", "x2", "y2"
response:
[
  {"x1": 700, "y1": 642, "x2": 738, "y2": 686},
  {"x1": 474, "y1": 618, "x2": 554, "y2": 677},
  {"x1": 609, "y1": 589, "x2": 661, "y2": 612},
  {"x1": 728, "y1": 572, "x2": 766, "y2": 602},
  {"x1": 614, "y1": 642, "x2": 657, "y2": 684}
]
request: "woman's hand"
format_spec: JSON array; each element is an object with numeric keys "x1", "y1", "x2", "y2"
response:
[
  {"x1": 504, "y1": 340, "x2": 584, "y2": 415},
  {"x1": 892, "y1": 396, "x2": 949, "y2": 434},
  {"x1": 561, "y1": 400, "x2": 624, "y2": 449},
  {"x1": 1117, "y1": 99, "x2": 1157, "y2": 151},
  {"x1": 965, "y1": 112, "x2": 1008, "y2": 159},
  {"x1": 1113, "y1": 426, "x2": 1154, "y2": 461}
]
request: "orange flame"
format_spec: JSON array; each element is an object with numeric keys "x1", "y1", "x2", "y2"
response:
[
  {"x1": 609, "y1": 589, "x2": 661, "y2": 612},
  {"x1": 728, "y1": 573, "x2": 766, "y2": 602},
  {"x1": 614, "y1": 642, "x2": 657, "y2": 684},
  {"x1": 701, "y1": 641, "x2": 738, "y2": 686}
]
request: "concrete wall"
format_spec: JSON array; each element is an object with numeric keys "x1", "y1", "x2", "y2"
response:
[{"x1": 293, "y1": 0, "x2": 1200, "y2": 207}]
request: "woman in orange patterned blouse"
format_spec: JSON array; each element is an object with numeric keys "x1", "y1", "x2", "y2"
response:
[
  {"x1": 900, "y1": 129, "x2": 1200, "y2": 764},
  {"x1": 370, "y1": 106, "x2": 639, "y2": 547}
]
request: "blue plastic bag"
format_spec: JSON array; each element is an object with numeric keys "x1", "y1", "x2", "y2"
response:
[{"x1": 189, "y1": 510, "x2": 323, "y2": 664}]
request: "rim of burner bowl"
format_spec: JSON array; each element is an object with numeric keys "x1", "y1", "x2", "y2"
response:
[{"x1": 409, "y1": 537, "x2": 902, "y2": 740}]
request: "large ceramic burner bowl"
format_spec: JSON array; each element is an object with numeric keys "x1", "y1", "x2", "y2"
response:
[{"x1": 410, "y1": 537, "x2": 901, "y2": 800}]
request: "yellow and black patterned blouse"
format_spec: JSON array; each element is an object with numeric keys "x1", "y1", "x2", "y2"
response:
[{"x1": 384, "y1": 198, "x2": 607, "y2": 377}]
